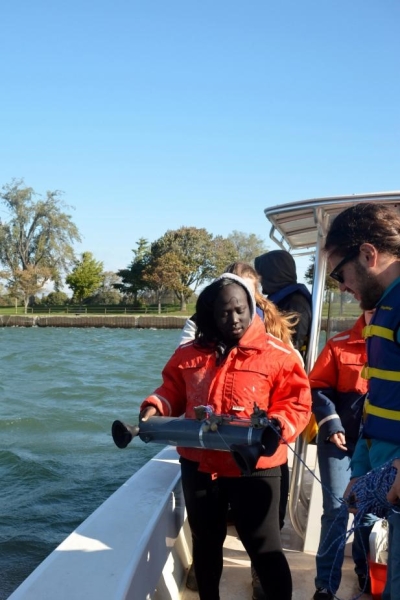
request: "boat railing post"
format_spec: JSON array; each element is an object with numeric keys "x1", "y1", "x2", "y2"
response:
[{"x1": 288, "y1": 209, "x2": 327, "y2": 542}]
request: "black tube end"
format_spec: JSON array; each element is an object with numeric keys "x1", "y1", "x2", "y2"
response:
[
  {"x1": 112, "y1": 420, "x2": 135, "y2": 448},
  {"x1": 230, "y1": 443, "x2": 263, "y2": 476},
  {"x1": 260, "y1": 424, "x2": 280, "y2": 456}
]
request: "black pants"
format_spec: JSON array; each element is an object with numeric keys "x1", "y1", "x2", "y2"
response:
[
  {"x1": 279, "y1": 461, "x2": 290, "y2": 529},
  {"x1": 180, "y1": 458, "x2": 292, "y2": 600}
]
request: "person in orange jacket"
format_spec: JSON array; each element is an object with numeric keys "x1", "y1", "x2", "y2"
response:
[
  {"x1": 140, "y1": 273, "x2": 311, "y2": 600},
  {"x1": 311, "y1": 311, "x2": 377, "y2": 600},
  {"x1": 179, "y1": 261, "x2": 301, "y2": 600}
]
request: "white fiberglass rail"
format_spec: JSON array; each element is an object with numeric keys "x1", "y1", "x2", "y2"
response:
[{"x1": 8, "y1": 447, "x2": 191, "y2": 600}]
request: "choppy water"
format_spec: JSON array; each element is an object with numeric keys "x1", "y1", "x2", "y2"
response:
[{"x1": 0, "y1": 326, "x2": 180, "y2": 599}]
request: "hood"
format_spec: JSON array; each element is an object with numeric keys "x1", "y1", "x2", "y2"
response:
[
  {"x1": 254, "y1": 250, "x2": 297, "y2": 295},
  {"x1": 215, "y1": 272, "x2": 256, "y2": 323}
]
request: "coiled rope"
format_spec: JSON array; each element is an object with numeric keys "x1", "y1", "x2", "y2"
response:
[
  {"x1": 269, "y1": 422, "x2": 400, "y2": 600},
  {"x1": 194, "y1": 417, "x2": 400, "y2": 599},
  {"x1": 347, "y1": 460, "x2": 400, "y2": 520}
]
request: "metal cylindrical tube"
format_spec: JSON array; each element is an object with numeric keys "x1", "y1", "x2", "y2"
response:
[{"x1": 137, "y1": 416, "x2": 279, "y2": 456}]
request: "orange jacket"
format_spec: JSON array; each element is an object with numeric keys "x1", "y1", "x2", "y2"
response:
[
  {"x1": 141, "y1": 316, "x2": 311, "y2": 477},
  {"x1": 309, "y1": 314, "x2": 367, "y2": 450}
]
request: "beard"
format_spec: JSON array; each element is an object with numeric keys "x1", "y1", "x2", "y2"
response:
[{"x1": 354, "y1": 261, "x2": 386, "y2": 310}]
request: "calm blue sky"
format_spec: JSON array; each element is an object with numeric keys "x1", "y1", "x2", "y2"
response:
[{"x1": 1, "y1": 0, "x2": 399, "y2": 283}]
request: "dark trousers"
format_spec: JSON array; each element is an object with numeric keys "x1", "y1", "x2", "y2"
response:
[
  {"x1": 279, "y1": 461, "x2": 290, "y2": 529},
  {"x1": 180, "y1": 457, "x2": 292, "y2": 600}
]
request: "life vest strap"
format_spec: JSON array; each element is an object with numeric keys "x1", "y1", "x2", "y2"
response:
[
  {"x1": 362, "y1": 364, "x2": 400, "y2": 381},
  {"x1": 363, "y1": 324, "x2": 394, "y2": 342},
  {"x1": 365, "y1": 398, "x2": 400, "y2": 421}
]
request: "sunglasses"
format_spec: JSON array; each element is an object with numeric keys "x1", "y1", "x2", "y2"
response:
[{"x1": 329, "y1": 249, "x2": 359, "y2": 284}]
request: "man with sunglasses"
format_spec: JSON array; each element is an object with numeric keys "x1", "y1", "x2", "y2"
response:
[{"x1": 325, "y1": 202, "x2": 400, "y2": 600}]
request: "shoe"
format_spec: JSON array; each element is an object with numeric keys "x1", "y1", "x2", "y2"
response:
[
  {"x1": 251, "y1": 564, "x2": 266, "y2": 600},
  {"x1": 313, "y1": 589, "x2": 333, "y2": 600},
  {"x1": 186, "y1": 563, "x2": 198, "y2": 591},
  {"x1": 357, "y1": 573, "x2": 371, "y2": 593}
]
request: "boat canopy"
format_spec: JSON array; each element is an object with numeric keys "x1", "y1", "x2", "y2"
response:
[{"x1": 264, "y1": 191, "x2": 400, "y2": 253}]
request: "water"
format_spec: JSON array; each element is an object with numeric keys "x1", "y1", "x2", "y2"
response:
[{"x1": 0, "y1": 326, "x2": 181, "y2": 599}]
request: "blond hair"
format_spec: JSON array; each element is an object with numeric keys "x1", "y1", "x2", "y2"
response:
[{"x1": 224, "y1": 261, "x2": 299, "y2": 345}]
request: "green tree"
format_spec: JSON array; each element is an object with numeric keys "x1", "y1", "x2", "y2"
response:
[
  {"x1": 143, "y1": 252, "x2": 184, "y2": 314},
  {"x1": 0, "y1": 281, "x2": 10, "y2": 306},
  {"x1": 227, "y1": 230, "x2": 268, "y2": 263},
  {"x1": 88, "y1": 271, "x2": 123, "y2": 305},
  {"x1": 150, "y1": 227, "x2": 237, "y2": 311},
  {"x1": 1, "y1": 264, "x2": 52, "y2": 312},
  {"x1": 66, "y1": 251, "x2": 104, "y2": 303},
  {"x1": 212, "y1": 235, "x2": 238, "y2": 274},
  {"x1": 304, "y1": 255, "x2": 337, "y2": 294},
  {"x1": 0, "y1": 179, "x2": 81, "y2": 312},
  {"x1": 42, "y1": 290, "x2": 70, "y2": 305},
  {"x1": 114, "y1": 238, "x2": 150, "y2": 304}
]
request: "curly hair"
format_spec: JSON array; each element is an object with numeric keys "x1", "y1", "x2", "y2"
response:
[
  {"x1": 224, "y1": 262, "x2": 298, "y2": 345},
  {"x1": 325, "y1": 203, "x2": 400, "y2": 258}
]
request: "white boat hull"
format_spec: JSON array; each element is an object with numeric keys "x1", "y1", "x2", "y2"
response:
[{"x1": 8, "y1": 447, "x2": 191, "y2": 600}]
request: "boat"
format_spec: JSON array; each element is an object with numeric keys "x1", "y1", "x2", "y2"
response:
[{"x1": 8, "y1": 191, "x2": 400, "y2": 600}]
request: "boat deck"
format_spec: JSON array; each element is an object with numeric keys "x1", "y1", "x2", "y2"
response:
[
  {"x1": 7, "y1": 445, "x2": 376, "y2": 600},
  {"x1": 182, "y1": 446, "x2": 372, "y2": 600},
  {"x1": 182, "y1": 524, "x2": 372, "y2": 600}
]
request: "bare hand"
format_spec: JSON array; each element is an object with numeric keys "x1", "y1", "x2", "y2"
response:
[
  {"x1": 140, "y1": 406, "x2": 161, "y2": 421},
  {"x1": 329, "y1": 432, "x2": 347, "y2": 451}
]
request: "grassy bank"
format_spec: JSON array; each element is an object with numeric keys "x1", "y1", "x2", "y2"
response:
[
  {"x1": 0, "y1": 300, "x2": 361, "y2": 320},
  {"x1": 0, "y1": 304, "x2": 196, "y2": 317}
]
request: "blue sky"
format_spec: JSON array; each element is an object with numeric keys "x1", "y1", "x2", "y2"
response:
[{"x1": 1, "y1": 0, "x2": 399, "y2": 284}]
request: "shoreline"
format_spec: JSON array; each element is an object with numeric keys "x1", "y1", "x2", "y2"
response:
[
  {"x1": 0, "y1": 314, "x2": 189, "y2": 329},
  {"x1": 0, "y1": 314, "x2": 356, "y2": 331}
]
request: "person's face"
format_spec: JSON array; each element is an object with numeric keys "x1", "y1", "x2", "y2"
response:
[
  {"x1": 328, "y1": 253, "x2": 385, "y2": 310},
  {"x1": 213, "y1": 283, "x2": 251, "y2": 345}
]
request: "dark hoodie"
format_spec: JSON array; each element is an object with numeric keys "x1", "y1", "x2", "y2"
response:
[{"x1": 254, "y1": 250, "x2": 312, "y2": 354}]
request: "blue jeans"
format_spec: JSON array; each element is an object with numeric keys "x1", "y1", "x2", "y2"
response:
[
  {"x1": 382, "y1": 512, "x2": 400, "y2": 600},
  {"x1": 315, "y1": 439, "x2": 376, "y2": 593}
]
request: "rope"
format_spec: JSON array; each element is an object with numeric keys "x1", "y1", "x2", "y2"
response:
[
  {"x1": 268, "y1": 422, "x2": 400, "y2": 600},
  {"x1": 348, "y1": 460, "x2": 400, "y2": 520},
  {"x1": 189, "y1": 416, "x2": 398, "y2": 599},
  {"x1": 271, "y1": 420, "x2": 400, "y2": 519},
  {"x1": 181, "y1": 415, "x2": 400, "y2": 599},
  {"x1": 328, "y1": 460, "x2": 400, "y2": 599}
]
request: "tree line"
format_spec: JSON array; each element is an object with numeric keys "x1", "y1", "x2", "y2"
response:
[{"x1": 0, "y1": 180, "x2": 269, "y2": 313}]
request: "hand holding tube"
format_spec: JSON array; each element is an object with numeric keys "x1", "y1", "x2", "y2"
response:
[{"x1": 140, "y1": 406, "x2": 161, "y2": 421}]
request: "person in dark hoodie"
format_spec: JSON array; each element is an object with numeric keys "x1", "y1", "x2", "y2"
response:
[{"x1": 254, "y1": 250, "x2": 312, "y2": 357}]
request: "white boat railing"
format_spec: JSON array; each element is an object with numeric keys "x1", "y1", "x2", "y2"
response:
[{"x1": 8, "y1": 446, "x2": 192, "y2": 600}]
